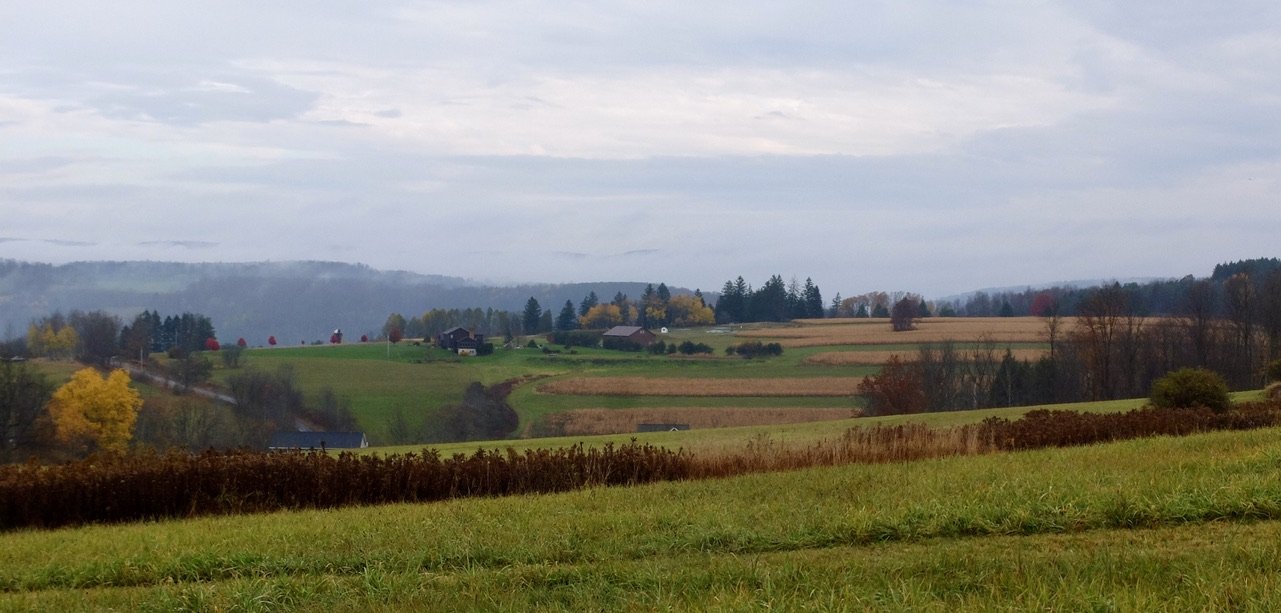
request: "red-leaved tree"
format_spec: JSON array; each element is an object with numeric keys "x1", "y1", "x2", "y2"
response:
[
  {"x1": 268, "y1": 336, "x2": 277, "y2": 346},
  {"x1": 856, "y1": 355, "x2": 925, "y2": 415},
  {"x1": 205, "y1": 338, "x2": 220, "y2": 351},
  {"x1": 237, "y1": 338, "x2": 247, "y2": 347}
]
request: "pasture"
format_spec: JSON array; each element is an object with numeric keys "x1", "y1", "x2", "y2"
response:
[
  {"x1": 4, "y1": 425, "x2": 1281, "y2": 610},
  {"x1": 181, "y1": 316, "x2": 1089, "y2": 442}
]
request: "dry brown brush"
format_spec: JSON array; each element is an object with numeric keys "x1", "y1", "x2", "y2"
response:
[
  {"x1": 5, "y1": 401, "x2": 1281, "y2": 532},
  {"x1": 0, "y1": 443, "x2": 690, "y2": 531}
]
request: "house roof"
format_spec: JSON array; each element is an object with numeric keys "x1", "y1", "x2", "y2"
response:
[
  {"x1": 603, "y1": 326, "x2": 649, "y2": 337},
  {"x1": 441, "y1": 327, "x2": 468, "y2": 335},
  {"x1": 268, "y1": 431, "x2": 368, "y2": 450}
]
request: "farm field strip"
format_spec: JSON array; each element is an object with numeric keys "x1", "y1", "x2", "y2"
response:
[
  {"x1": 6, "y1": 427, "x2": 1281, "y2": 608},
  {"x1": 400, "y1": 391, "x2": 1264, "y2": 458},
  {"x1": 536, "y1": 376, "x2": 865, "y2": 397},
  {"x1": 736, "y1": 316, "x2": 1069, "y2": 347},
  {"x1": 803, "y1": 348, "x2": 1048, "y2": 366},
  {"x1": 536, "y1": 407, "x2": 856, "y2": 436}
]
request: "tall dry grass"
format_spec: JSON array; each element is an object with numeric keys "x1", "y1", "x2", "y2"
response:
[
  {"x1": 536, "y1": 407, "x2": 857, "y2": 436},
  {"x1": 692, "y1": 423, "x2": 990, "y2": 478},
  {"x1": 537, "y1": 377, "x2": 864, "y2": 397}
]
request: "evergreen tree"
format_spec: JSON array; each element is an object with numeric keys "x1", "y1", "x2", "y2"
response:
[
  {"x1": 522, "y1": 297, "x2": 542, "y2": 334},
  {"x1": 752, "y1": 275, "x2": 789, "y2": 322},
  {"x1": 803, "y1": 278, "x2": 824, "y2": 318},
  {"x1": 579, "y1": 291, "x2": 599, "y2": 317},
  {"x1": 556, "y1": 300, "x2": 579, "y2": 331},
  {"x1": 715, "y1": 278, "x2": 745, "y2": 324}
]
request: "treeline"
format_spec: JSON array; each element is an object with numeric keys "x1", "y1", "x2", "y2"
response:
[
  {"x1": 859, "y1": 280, "x2": 1281, "y2": 415},
  {"x1": 8, "y1": 310, "x2": 218, "y2": 366},
  {"x1": 939, "y1": 258, "x2": 1281, "y2": 318},
  {"x1": 0, "y1": 357, "x2": 361, "y2": 462},
  {"x1": 389, "y1": 282, "x2": 715, "y2": 341},
  {"x1": 118, "y1": 311, "x2": 216, "y2": 357},
  {"x1": 714, "y1": 275, "x2": 824, "y2": 324}
]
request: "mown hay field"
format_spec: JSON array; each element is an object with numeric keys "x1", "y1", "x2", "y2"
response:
[
  {"x1": 802, "y1": 347, "x2": 1049, "y2": 366},
  {"x1": 536, "y1": 407, "x2": 857, "y2": 436},
  {"x1": 739, "y1": 316, "x2": 1069, "y2": 347},
  {"x1": 537, "y1": 376, "x2": 863, "y2": 397}
]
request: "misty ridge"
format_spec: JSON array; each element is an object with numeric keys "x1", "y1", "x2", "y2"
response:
[{"x1": 0, "y1": 260, "x2": 691, "y2": 344}]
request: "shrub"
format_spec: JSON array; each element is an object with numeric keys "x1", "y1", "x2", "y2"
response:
[
  {"x1": 1150, "y1": 368, "x2": 1231, "y2": 413},
  {"x1": 677, "y1": 341, "x2": 713, "y2": 355},
  {"x1": 1266, "y1": 382, "x2": 1281, "y2": 400},
  {"x1": 602, "y1": 337, "x2": 643, "y2": 352},
  {"x1": 727, "y1": 341, "x2": 784, "y2": 358},
  {"x1": 647, "y1": 340, "x2": 667, "y2": 355},
  {"x1": 546, "y1": 330, "x2": 602, "y2": 348},
  {"x1": 1267, "y1": 359, "x2": 1281, "y2": 383}
]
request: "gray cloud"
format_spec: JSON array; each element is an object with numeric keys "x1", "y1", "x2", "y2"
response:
[
  {"x1": 136, "y1": 241, "x2": 220, "y2": 249},
  {"x1": 0, "y1": 2, "x2": 1277, "y2": 296}
]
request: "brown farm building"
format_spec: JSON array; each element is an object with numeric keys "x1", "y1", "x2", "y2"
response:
[
  {"x1": 437, "y1": 327, "x2": 485, "y2": 353},
  {"x1": 602, "y1": 325, "x2": 657, "y2": 347}
]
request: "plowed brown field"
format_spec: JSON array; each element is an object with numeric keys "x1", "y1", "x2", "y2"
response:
[
  {"x1": 537, "y1": 376, "x2": 863, "y2": 397},
  {"x1": 738, "y1": 317, "x2": 1073, "y2": 347}
]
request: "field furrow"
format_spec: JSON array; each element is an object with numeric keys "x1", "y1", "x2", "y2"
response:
[{"x1": 536, "y1": 376, "x2": 863, "y2": 397}]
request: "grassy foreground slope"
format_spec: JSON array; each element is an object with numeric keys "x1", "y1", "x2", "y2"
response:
[{"x1": 4, "y1": 427, "x2": 1281, "y2": 610}]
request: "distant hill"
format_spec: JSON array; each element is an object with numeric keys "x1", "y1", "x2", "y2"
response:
[
  {"x1": 0, "y1": 260, "x2": 690, "y2": 344},
  {"x1": 933, "y1": 277, "x2": 1167, "y2": 304}
]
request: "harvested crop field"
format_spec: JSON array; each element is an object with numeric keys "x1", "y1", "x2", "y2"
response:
[
  {"x1": 803, "y1": 348, "x2": 1049, "y2": 366},
  {"x1": 537, "y1": 376, "x2": 863, "y2": 397},
  {"x1": 537, "y1": 407, "x2": 857, "y2": 436},
  {"x1": 738, "y1": 317, "x2": 1072, "y2": 347}
]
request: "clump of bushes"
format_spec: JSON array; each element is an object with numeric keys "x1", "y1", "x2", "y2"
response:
[
  {"x1": 647, "y1": 340, "x2": 713, "y2": 355},
  {"x1": 545, "y1": 330, "x2": 603, "y2": 349},
  {"x1": 602, "y1": 337, "x2": 644, "y2": 352},
  {"x1": 677, "y1": 340, "x2": 714, "y2": 355},
  {"x1": 1265, "y1": 382, "x2": 1281, "y2": 401},
  {"x1": 725, "y1": 341, "x2": 784, "y2": 358},
  {"x1": 1267, "y1": 359, "x2": 1281, "y2": 383},
  {"x1": 1149, "y1": 367, "x2": 1231, "y2": 413}
]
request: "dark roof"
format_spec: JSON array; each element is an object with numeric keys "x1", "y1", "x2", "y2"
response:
[
  {"x1": 441, "y1": 327, "x2": 468, "y2": 335},
  {"x1": 268, "y1": 431, "x2": 368, "y2": 450},
  {"x1": 603, "y1": 326, "x2": 648, "y2": 337}
]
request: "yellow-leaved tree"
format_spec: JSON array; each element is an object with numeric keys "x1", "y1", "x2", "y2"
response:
[{"x1": 49, "y1": 368, "x2": 142, "y2": 454}]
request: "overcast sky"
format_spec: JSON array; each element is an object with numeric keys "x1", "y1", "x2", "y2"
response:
[{"x1": 1, "y1": 2, "x2": 1278, "y2": 297}]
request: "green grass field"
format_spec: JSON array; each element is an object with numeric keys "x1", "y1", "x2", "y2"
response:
[
  {"x1": 4, "y1": 426, "x2": 1281, "y2": 610},
  {"x1": 183, "y1": 324, "x2": 1051, "y2": 444},
  {"x1": 194, "y1": 333, "x2": 885, "y2": 442}
]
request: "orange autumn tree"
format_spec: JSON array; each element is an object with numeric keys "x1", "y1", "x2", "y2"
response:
[{"x1": 49, "y1": 368, "x2": 142, "y2": 454}]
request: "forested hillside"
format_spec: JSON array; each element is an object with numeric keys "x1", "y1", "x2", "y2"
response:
[{"x1": 0, "y1": 261, "x2": 679, "y2": 344}]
